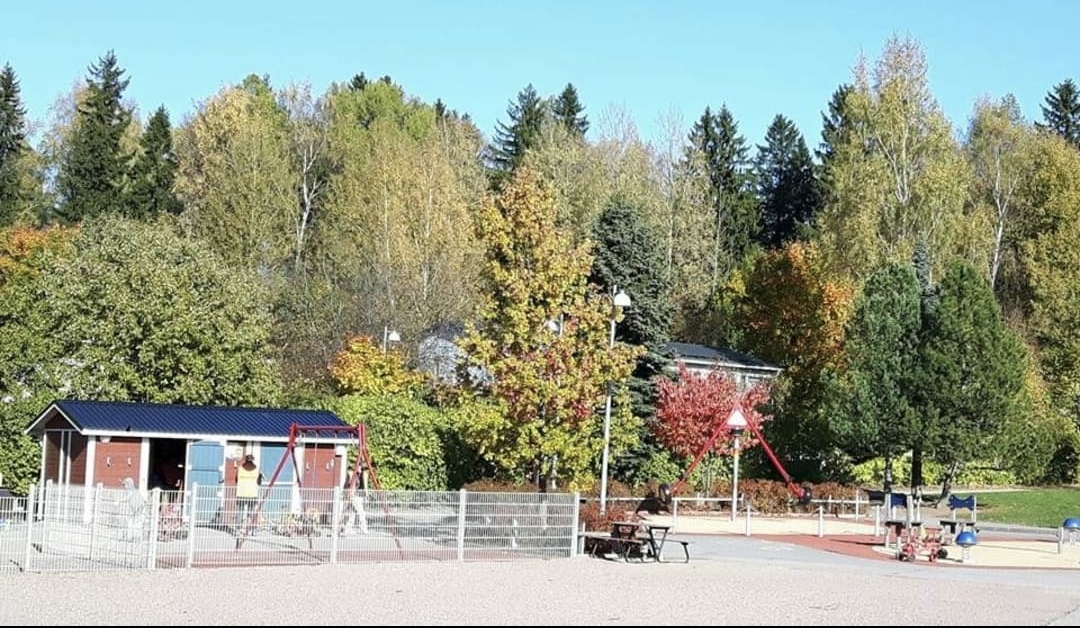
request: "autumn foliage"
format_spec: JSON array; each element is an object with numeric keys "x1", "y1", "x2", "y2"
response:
[
  {"x1": 328, "y1": 334, "x2": 425, "y2": 397},
  {"x1": 0, "y1": 224, "x2": 73, "y2": 285},
  {"x1": 654, "y1": 362, "x2": 773, "y2": 460}
]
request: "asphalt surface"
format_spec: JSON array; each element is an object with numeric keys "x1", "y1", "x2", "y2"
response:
[{"x1": 2, "y1": 533, "x2": 1079, "y2": 625}]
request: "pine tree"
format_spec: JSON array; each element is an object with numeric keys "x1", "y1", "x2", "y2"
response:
[
  {"x1": 589, "y1": 200, "x2": 675, "y2": 484},
  {"x1": 349, "y1": 73, "x2": 369, "y2": 91},
  {"x1": 915, "y1": 260, "x2": 1025, "y2": 496},
  {"x1": 0, "y1": 63, "x2": 29, "y2": 226},
  {"x1": 686, "y1": 105, "x2": 758, "y2": 280},
  {"x1": 754, "y1": 114, "x2": 820, "y2": 247},
  {"x1": 56, "y1": 50, "x2": 133, "y2": 224},
  {"x1": 817, "y1": 83, "x2": 855, "y2": 164},
  {"x1": 1039, "y1": 79, "x2": 1080, "y2": 149},
  {"x1": 126, "y1": 106, "x2": 182, "y2": 219},
  {"x1": 486, "y1": 84, "x2": 548, "y2": 184},
  {"x1": 550, "y1": 83, "x2": 588, "y2": 138}
]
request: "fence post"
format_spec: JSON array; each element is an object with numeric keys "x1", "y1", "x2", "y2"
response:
[
  {"x1": 854, "y1": 490, "x2": 861, "y2": 519},
  {"x1": 329, "y1": 485, "x2": 342, "y2": 564},
  {"x1": 456, "y1": 489, "x2": 467, "y2": 562},
  {"x1": 41, "y1": 480, "x2": 52, "y2": 551},
  {"x1": 185, "y1": 483, "x2": 198, "y2": 569},
  {"x1": 572, "y1": 492, "x2": 581, "y2": 556},
  {"x1": 817, "y1": 504, "x2": 824, "y2": 538},
  {"x1": 148, "y1": 488, "x2": 161, "y2": 569},
  {"x1": 88, "y1": 484, "x2": 102, "y2": 561},
  {"x1": 21, "y1": 483, "x2": 36, "y2": 573}
]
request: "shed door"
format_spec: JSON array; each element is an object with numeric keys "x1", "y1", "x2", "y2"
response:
[
  {"x1": 187, "y1": 440, "x2": 225, "y2": 523},
  {"x1": 258, "y1": 442, "x2": 296, "y2": 520}
]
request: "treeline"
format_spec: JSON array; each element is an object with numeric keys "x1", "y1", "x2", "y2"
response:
[{"x1": 1, "y1": 35, "x2": 1080, "y2": 495}]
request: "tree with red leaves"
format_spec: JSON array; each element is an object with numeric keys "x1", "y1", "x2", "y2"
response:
[{"x1": 654, "y1": 362, "x2": 773, "y2": 473}]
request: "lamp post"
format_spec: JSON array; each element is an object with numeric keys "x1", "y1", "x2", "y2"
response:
[
  {"x1": 599, "y1": 286, "x2": 632, "y2": 515},
  {"x1": 726, "y1": 404, "x2": 747, "y2": 522},
  {"x1": 381, "y1": 326, "x2": 400, "y2": 354}
]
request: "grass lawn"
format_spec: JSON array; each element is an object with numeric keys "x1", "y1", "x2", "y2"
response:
[{"x1": 963, "y1": 487, "x2": 1080, "y2": 528}]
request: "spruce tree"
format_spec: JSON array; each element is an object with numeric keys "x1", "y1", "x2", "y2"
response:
[
  {"x1": 56, "y1": 50, "x2": 133, "y2": 224},
  {"x1": 754, "y1": 114, "x2": 820, "y2": 247},
  {"x1": 686, "y1": 105, "x2": 758, "y2": 277},
  {"x1": 817, "y1": 83, "x2": 855, "y2": 164},
  {"x1": 126, "y1": 106, "x2": 182, "y2": 219},
  {"x1": 486, "y1": 84, "x2": 548, "y2": 184},
  {"x1": 348, "y1": 73, "x2": 369, "y2": 91},
  {"x1": 0, "y1": 63, "x2": 28, "y2": 226},
  {"x1": 1039, "y1": 79, "x2": 1080, "y2": 149},
  {"x1": 551, "y1": 83, "x2": 588, "y2": 138},
  {"x1": 589, "y1": 200, "x2": 675, "y2": 485}
]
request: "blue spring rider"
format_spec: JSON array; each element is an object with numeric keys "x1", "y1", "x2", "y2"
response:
[
  {"x1": 955, "y1": 529, "x2": 977, "y2": 563},
  {"x1": 1063, "y1": 518, "x2": 1080, "y2": 545}
]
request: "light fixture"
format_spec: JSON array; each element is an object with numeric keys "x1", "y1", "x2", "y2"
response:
[
  {"x1": 599, "y1": 286, "x2": 631, "y2": 515},
  {"x1": 99, "y1": 435, "x2": 111, "y2": 444},
  {"x1": 726, "y1": 405, "x2": 748, "y2": 522},
  {"x1": 382, "y1": 326, "x2": 401, "y2": 354}
]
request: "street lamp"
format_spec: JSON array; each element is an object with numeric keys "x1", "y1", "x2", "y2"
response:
[
  {"x1": 726, "y1": 404, "x2": 747, "y2": 522},
  {"x1": 381, "y1": 326, "x2": 400, "y2": 354},
  {"x1": 599, "y1": 286, "x2": 632, "y2": 515}
]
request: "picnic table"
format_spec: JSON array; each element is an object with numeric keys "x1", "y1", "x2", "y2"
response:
[{"x1": 584, "y1": 520, "x2": 690, "y2": 563}]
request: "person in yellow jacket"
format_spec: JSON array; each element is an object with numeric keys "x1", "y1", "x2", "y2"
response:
[{"x1": 235, "y1": 454, "x2": 263, "y2": 535}]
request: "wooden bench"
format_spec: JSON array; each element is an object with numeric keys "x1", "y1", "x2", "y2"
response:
[
  {"x1": 661, "y1": 537, "x2": 693, "y2": 563},
  {"x1": 583, "y1": 531, "x2": 648, "y2": 561}
]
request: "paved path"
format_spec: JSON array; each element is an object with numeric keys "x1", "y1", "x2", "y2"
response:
[{"x1": 645, "y1": 512, "x2": 1080, "y2": 570}]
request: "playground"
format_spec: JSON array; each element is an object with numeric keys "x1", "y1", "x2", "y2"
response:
[{"x1": 635, "y1": 509, "x2": 1080, "y2": 570}]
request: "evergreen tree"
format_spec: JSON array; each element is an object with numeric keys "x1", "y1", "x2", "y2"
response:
[
  {"x1": 754, "y1": 114, "x2": 821, "y2": 247},
  {"x1": 1039, "y1": 79, "x2": 1080, "y2": 149},
  {"x1": 915, "y1": 260, "x2": 1026, "y2": 496},
  {"x1": 56, "y1": 50, "x2": 133, "y2": 224},
  {"x1": 685, "y1": 105, "x2": 758, "y2": 281},
  {"x1": 126, "y1": 106, "x2": 182, "y2": 219},
  {"x1": 349, "y1": 73, "x2": 369, "y2": 91},
  {"x1": 0, "y1": 63, "x2": 29, "y2": 226},
  {"x1": 550, "y1": 83, "x2": 588, "y2": 138},
  {"x1": 589, "y1": 199, "x2": 675, "y2": 484},
  {"x1": 822, "y1": 260, "x2": 923, "y2": 485},
  {"x1": 486, "y1": 84, "x2": 548, "y2": 184},
  {"x1": 817, "y1": 83, "x2": 855, "y2": 164}
]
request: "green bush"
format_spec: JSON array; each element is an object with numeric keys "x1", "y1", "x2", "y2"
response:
[{"x1": 849, "y1": 454, "x2": 1018, "y2": 489}]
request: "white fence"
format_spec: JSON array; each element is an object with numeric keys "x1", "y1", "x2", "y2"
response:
[{"x1": 0, "y1": 481, "x2": 580, "y2": 573}]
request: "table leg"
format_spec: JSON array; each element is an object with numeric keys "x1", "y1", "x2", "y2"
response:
[{"x1": 652, "y1": 529, "x2": 668, "y2": 563}]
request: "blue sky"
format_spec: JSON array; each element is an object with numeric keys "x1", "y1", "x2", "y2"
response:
[{"x1": 5, "y1": 1, "x2": 1076, "y2": 151}]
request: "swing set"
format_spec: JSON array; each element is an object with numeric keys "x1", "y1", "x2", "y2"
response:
[
  {"x1": 663, "y1": 403, "x2": 811, "y2": 506},
  {"x1": 234, "y1": 422, "x2": 383, "y2": 550}
]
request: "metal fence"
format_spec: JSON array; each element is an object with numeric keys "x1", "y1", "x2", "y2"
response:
[{"x1": 0, "y1": 482, "x2": 580, "y2": 573}]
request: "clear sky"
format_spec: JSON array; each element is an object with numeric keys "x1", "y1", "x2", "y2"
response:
[{"x1": 4, "y1": 0, "x2": 1076, "y2": 150}]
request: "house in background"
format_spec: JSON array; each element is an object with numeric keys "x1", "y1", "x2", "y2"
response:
[
  {"x1": 414, "y1": 321, "x2": 781, "y2": 391},
  {"x1": 24, "y1": 399, "x2": 360, "y2": 523},
  {"x1": 657, "y1": 342, "x2": 782, "y2": 390}
]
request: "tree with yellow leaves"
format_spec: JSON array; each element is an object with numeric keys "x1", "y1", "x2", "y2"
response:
[{"x1": 456, "y1": 165, "x2": 643, "y2": 491}]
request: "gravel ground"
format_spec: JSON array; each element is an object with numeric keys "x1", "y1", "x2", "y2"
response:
[{"x1": 3, "y1": 545, "x2": 1080, "y2": 627}]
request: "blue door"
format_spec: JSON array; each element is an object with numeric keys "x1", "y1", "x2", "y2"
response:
[
  {"x1": 258, "y1": 443, "x2": 296, "y2": 523},
  {"x1": 187, "y1": 440, "x2": 225, "y2": 524}
]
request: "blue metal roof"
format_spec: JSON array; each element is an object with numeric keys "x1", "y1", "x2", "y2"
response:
[{"x1": 28, "y1": 399, "x2": 353, "y2": 441}]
